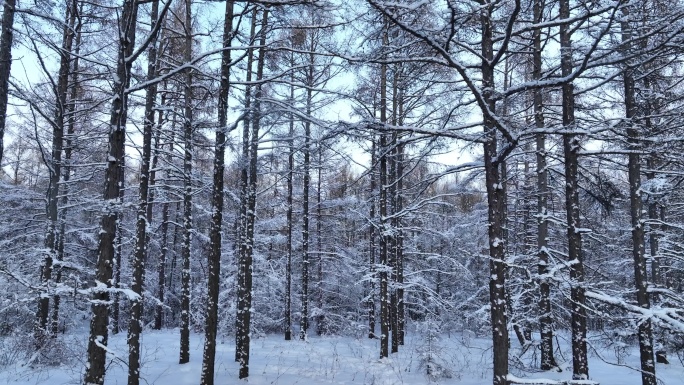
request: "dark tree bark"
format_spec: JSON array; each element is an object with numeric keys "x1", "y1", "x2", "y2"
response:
[
  {"x1": 559, "y1": 0, "x2": 588, "y2": 379},
  {"x1": 83, "y1": 0, "x2": 139, "y2": 384},
  {"x1": 179, "y1": 0, "x2": 194, "y2": 365},
  {"x1": 316, "y1": 146, "x2": 324, "y2": 336},
  {"x1": 200, "y1": 1, "x2": 234, "y2": 384},
  {"x1": 0, "y1": 0, "x2": 15, "y2": 166},
  {"x1": 533, "y1": 0, "x2": 557, "y2": 371},
  {"x1": 480, "y1": 3, "x2": 509, "y2": 384},
  {"x1": 621, "y1": 6, "x2": 656, "y2": 385}
]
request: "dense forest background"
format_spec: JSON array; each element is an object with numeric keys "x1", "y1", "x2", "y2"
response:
[{"x1": 0, "y1": 0, "x2": 683, "y2": 384}]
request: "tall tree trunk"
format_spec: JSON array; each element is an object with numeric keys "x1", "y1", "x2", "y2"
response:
[
  {"x1": 481, "y1": 2, "x2": 508, "y2": 384},
  {"x1": 300, "y1": 114, "x2": 310, "y2": 340},
  {"x1": 84, "y1": 0, "x2": 138, "y2": 383},
  {"x1": 559, "y1": 0, "x2": 588, "y2": 379},
  {"x1": 200, "y1": 1, "x2": 234, "y2": 384},
  {"x1": 300, "y1": 38, "x2": 313, "y2": 341},
  {"x1": 38, "y1": 0, "x2": 78, "y2": 340},
  {"x1": 0, "y1": 0, "x2": 15, "y2": 166},
  {"x1": 235, "y1": 6, "x2": 257, "y2": 362},
  {"x1": 621, "y1": 6, "x2": 656, "y2": 385},
  {"x1": 390, "y1": 71, "x2": 398, "y2": 355},
  {"x1": 284, "y1": 57, "x2": 295, "y2": 341},
  {"x1": 128, "y1": 1, "x2": 164, "y2": 384},
  {"x1": 53, "y1": 0, "x2": 83, "y2": 336},
  {"x1": 179, "y1": 0, "x2": 194, "y2": 365},
  {"x1": 533, "y1": 0, "x2": 557, "y2": 371},
  {"x1": 237, "y1": 8, "x2": 268, "y2": 379},
  {"x1": 316, "y1": 146, "x2": 324, "y2": 336}
]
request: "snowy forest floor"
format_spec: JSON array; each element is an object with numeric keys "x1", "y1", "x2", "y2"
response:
[{"x1": 0, "y1": 329, "x2": 682, "y2": 385}]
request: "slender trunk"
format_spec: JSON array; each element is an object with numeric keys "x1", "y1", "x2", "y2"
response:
[
  {"x1": 559, "y1": 0, "x2": 588, "y2": 379},
  {"x1": 128, "y1": 2, "x2": 162, "y2": 384},
  {"x1": 285, "y1": 57, "x2": 294, "y2": 341},
  {"x1": 84, "y1": 1, "x2": 138, "y2": 384},
  {"x1": 38, "y1": 0, "x2": 78, "y2": 339},
  {"x1": 621, "y1": 7, "x2": 656, "y2": 385},
  {"x1": 179, "y1": 0, "x2": 194, "y2": 365},
  {"x1": 0, "y1": 0, "x2": 16, "y2": 166},
  {"x1": 316, "y1": 146, "x2": 324, "y2": 336},
  {"x1": 200, "y1": 2, "x2": 234, "y2": 384},
  {"x1": 300, "y1": 41, "x2": 313, "y2": 341},
  {"x1": 390, "y1": 72, "x2": 398, "y2": 355},
  {"x1": 238, "y1": 8, "x2": 268, "y2": 379}
]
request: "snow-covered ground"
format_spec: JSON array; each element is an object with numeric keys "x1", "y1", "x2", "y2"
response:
[{"x1": 0, "y1": 330, "x2": 682, "y2": 384}]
